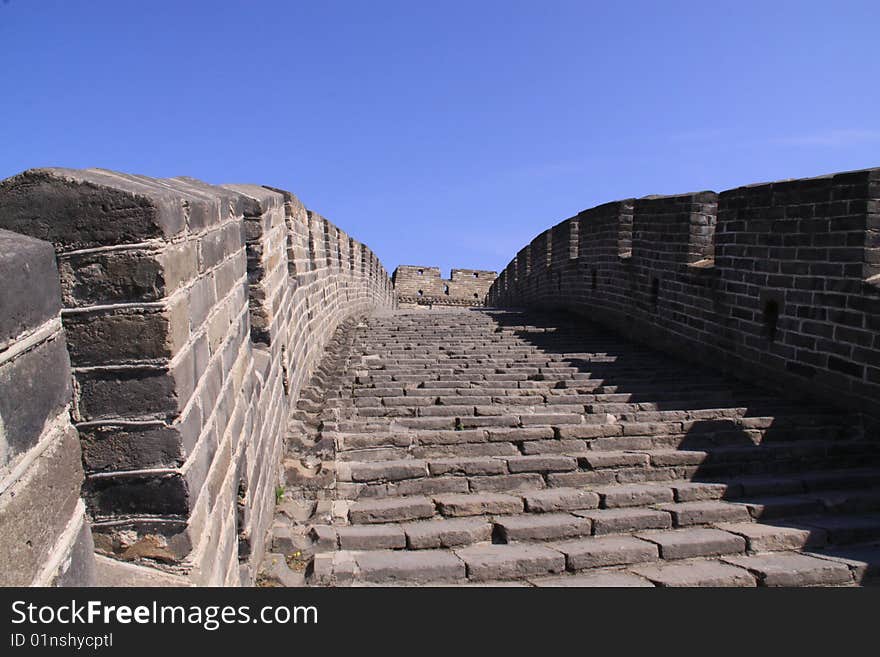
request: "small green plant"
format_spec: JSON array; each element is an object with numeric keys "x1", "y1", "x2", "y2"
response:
[{"x1": 274, "y1": 485, "x2": 285, "y2": 504}]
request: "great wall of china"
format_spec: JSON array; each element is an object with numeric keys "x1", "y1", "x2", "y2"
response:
[{"x1": 0, "y1": 166, "x2": 878, "y2": 587}]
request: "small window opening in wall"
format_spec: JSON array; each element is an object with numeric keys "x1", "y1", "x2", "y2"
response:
[
  {"x1": 591, "y1": 268, "x2": 597, "y2": 291},
  {"x1": 418, "y1": 269, "x2": 423, "y2": 275},
  {"x1": 473, "y1": 293, "x2": 479, "y2": 299},
  {"x1": 763, "y1": 299, "x2": 780, "y2": 341},
  {"x1": 651, "y1": 277, "x2": 660, "y2": 306},
  {"x1": 417, "y1": 290, "x2": 424, "y2": 297},
  {"x1": 473, "y1": 272, "x2": 479, "y2": 278},
  {"x1": 443, "y1": 284, "x2": 450, "y2": 295}
]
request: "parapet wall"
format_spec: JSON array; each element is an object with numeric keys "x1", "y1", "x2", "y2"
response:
[
  {"x1": 393, "y1": 265, "x2": 497, "y2": 306},
  {"x1": 0, "y1": 168, "x2": 395, "y2": 586},
  {"x1": 488, "y1": 168, "x2": 880, "y2": 427},
  {"x1": 0, "y1": 229, "x2": 95, "y2": 586}
]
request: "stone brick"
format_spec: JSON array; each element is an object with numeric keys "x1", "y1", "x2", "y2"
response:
[
  {"x1": 521, "y1": 439, "x2": 587, "y2": 454},
  {"x1": 336, "y1": 525, "x2": 406, "y2": 550},
  {"x1": 468, "y1": 473, "x2": 545, "y2": 493},
  {"x1": 348, "y1": 497, "x2": 435, "y2": 524},
  {"x1": 671, "y1": 481, "x2": 735, "y2": 502},
  {"x1": 0, "y1": 335, "x2": 72, "y2": 463},
  {"x1": 0, "y1": 230, "x2": 61, "y2": 349},
  {"x1": 0, "y1": 425, "x2": 84, "y2": 586},
  {"x1": 632, "y1": 559, "x2": 757, "y2": 587},
  {"x1": 575, "y1": 508, "x2": 672, "y2": 535},
  {"x1": 395, "y1": 476, "x2": 470, "y2": 496},
  {"x1": 64, "y1": 308, "x2": 180, "y2": 365},
  {"x1": 434, "y1": 493, "x2": 523, "y2": 517},
  {"x1": 354, "y1": 550, "x2": 465, "y2": 583},
  {"x1": 0, "y1": 168, "x2": 188, "y2": 250},
  {"x1": 722, "y1": 553, "x2": 852, "y2": 586},
  {"x1": 75, "y1": 367, "x2": 179, "y2": 421},
  {"x1": 79, "y1": 422, "x2": 185, "y2": 471},
  {"x1": 403, "y1": 518, "x2": 493, "y2": 549},
  {"x1": 520, "y1": 413, "x2": 583, "y2": 425},
  {"x1": 714, "y1": 522, "x2": 825, "y2": 552},
  {"x1": 428, "y1": 457, "x2": 506, "y2": 476},
  {"x1": 347, "y1": 459, "x2": 428, "y2": 482},
  {"x1": 487, "y1": 427, "x2": 554, "y2": 442},
  {"x1": 594, "y1": 483, "x2": 674, "y2": 508},
  {"x1": 84, "y1": 472, "x2": 190, "y2": 517},
  {"x1": 455, "y1": 544, "x2": 565, "y2": 581},
  {"x1": 659, "y1": 501, "x2": 752, "y2": 526},
  {"x1": 522, "y1": 488, "x2": 600, "y2": 513},
  {"x1": 494, "y1": 513, "x2": 592, "y2": 542},
  {"x1": 804, "y1": 546, "x2": 880, "y2": 584},
  {"x1": 635, "y1": 528, "x2": 746, "y2": 560},
  {"x1": 506, "y1": 455, "x2": 577, "y2": 473},
  {"x1": 552, "y1": 535, "x2": 658, "y2": 570},
  {"x1": 557, "y1": 424, "x2": 616, "y2": 439}
]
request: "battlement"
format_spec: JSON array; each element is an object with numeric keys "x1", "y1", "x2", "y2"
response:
[
  {"x1": 0, "y1": 167, "x2": 395, "y2": 586},
  {"x1": 489, "y1": 166, "x2": 880, "y2": 424},
  {"x1": 392, "y1": 264, "x2": 497, "y2": 307}
]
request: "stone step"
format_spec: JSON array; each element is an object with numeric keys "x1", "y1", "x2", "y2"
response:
[
  {"x1": 328, "y1": 446, "x2": 879, "y2": 498},
  {"x1": 803, "y1": 544, "x2": 880, "y2": 584},
  {"x1": 273, "y1": 308, "x2": 876, "y2": 587},
  {"x1": 720, "y1": 552, "x2": 854, "y2": 587},
  {"x1": 305, "y1": 524, "x2": 873, "y2": 586}
]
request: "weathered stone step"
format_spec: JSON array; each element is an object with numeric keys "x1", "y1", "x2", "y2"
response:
[
  {"x1": 304, "y1": 523, "x2": 871, "y2": 585},
  {"x1": 276, "y1": 308, "x2": 876, "y2": 588}
]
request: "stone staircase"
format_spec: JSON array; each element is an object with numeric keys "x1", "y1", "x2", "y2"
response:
[{"x1": 261, "y1": 307, "x2": 880, "y2": 587}]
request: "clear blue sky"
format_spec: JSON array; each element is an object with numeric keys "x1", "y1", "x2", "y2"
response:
[{"x1": 1, "y1": 1, "x2": 877, "y2": 275}]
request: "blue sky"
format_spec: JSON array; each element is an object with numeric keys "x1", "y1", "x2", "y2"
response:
[{"x1": 1, "y1": 1, "x2": 877, "y2": 275}]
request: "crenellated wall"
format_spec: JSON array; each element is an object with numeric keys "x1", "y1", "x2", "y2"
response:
[
  {"x1": 393, "y1": 265, "x2": 497, "y2": 306},
  {"x1": 0, "y1": 168, "x2": 394, "y2": 586},
  {"x1": 488, "y1": 168, "x2": 880, "y2": 428}
]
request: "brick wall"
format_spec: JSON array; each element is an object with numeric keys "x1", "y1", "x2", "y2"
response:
[
  {"x1": 488, "y1": 168, "x2": 880, "y2": 429},
  {"x1": 0, "y1": 229, "x2": 95, "y2": 586},
  {"x1": 0, "y1": 168, "x2": 394, "y2": 586},
  {"x1": 393, "y1": 265, "x2": 497, "y2": 306}
]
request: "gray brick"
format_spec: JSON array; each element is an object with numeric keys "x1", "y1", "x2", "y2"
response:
[
  {"x1": 349, "y1": 497, "x2": 435, "y2": 524},
  {"x1": 0, "y1": 230, "x2": 61, "y2": 348},
  {"x1": 403, "y1": 518, "x2": 493, "y2": 549},
  {"x1": 455, "y1": 544, "x2": 565, "y2": 581},
  {"x1": 0, "y1": 335, "x2": 71, "y2": 464},
  {"x1": 594, "y1": 483, "x2": 674, "y2": 508},
  {"x1": 632, "y1": 559, "x2": 757, "y2": 587},
  {"x1": 575, "y1": 508, "x2": 672, "y2": 535},
  {"x1": 522, "y1": 488, "x2": 600, "y2": 513},
  {"x1": 495, "y1": 513, "x2": 592, "y2": 542},
  {"x1": 348, "y1": 459, "x2": 428, "y2": 482},
  {"x1": 428, "y1": 457, "x2": 506, "y2": 476},
  {"x1": 635, "y1": 528, "x2": 746, "y2": 560},
  {"x1": 354, "y1": 550, "x2": 465, "y2": 583},
  {"x1": 658, "y1": 501, "x2": 752, "y2": 527},
  {"x1": 507, "y1": 455, "x2": 577, "y2": 473},
  {"x1": 722, "y1": 553, "x2": 852, "y2": 587},
  {"x1": 434, "y1": 493, "x2": 523, "y2": 517},
  {"x1": 714, "y1": 522, "x2": 825, "y2": 552},
  {"x1": 336, "y1": 525, "x2": 406, "y2": 550},
  {"x1": 552, "y1": 535, "x2": 658, "y2": 570}
]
